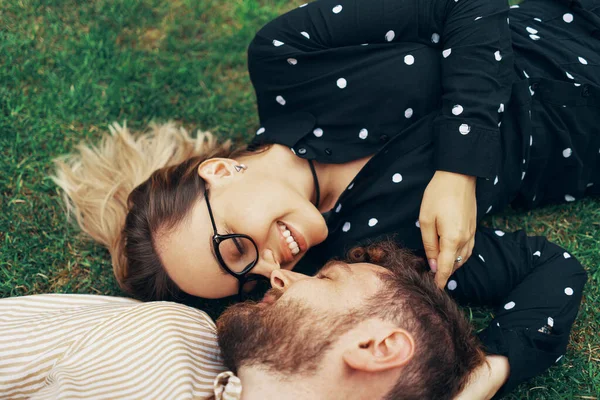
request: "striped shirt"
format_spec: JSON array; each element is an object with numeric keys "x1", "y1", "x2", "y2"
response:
[{"x1": 0, "y1": 294, "x2": 241, "y2": 399}]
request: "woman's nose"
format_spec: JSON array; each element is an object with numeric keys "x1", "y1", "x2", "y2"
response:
[{"x1": 270, "y1": 269, "x2": 309, "y2": 291}]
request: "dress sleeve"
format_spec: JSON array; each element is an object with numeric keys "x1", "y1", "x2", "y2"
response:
[
  {"x1": 447, "y1": 228, "x2": 588, "y2": 397},
  {"x1": 248, "y1": 0, "x2": 513, "y2": 178}
]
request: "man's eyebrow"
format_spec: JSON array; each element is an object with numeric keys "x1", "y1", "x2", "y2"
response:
[{"x1": 318, "y1": 260, "x2": 353, "y2": 276}]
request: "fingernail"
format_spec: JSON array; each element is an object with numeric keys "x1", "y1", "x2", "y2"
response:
[{"x1": 428, "y1": 259, "x2": 437, "y2": 272}]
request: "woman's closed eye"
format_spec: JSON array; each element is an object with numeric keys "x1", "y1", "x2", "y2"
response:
[{"x1": 221, "y1": 229, "x2": 247, "y2": 261}]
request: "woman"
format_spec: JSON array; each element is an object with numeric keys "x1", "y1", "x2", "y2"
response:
[{"x1": 54, "y1": 0, "x2": 595, "y2": 396}]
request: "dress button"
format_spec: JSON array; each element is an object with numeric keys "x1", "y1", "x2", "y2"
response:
[
  {"x1": 531, "y1": 82, "x2": 539, "y2": 91},
  {"x1": 324, "y1": 148, "x2": 332, "y2": 155},
  {"x1": 582, "y1": 85, "x2": 590, "y2": 97},
  {"x1": 298, "y1": 148, "x2": 307, "y2": 155},
  {"x1": 380, "y1": 134, "x2": 390, "y2": 143}
]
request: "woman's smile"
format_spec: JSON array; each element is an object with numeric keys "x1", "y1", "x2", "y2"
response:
[{"x1": 276, "y1": 221, "x2": 307, "y2": 263}]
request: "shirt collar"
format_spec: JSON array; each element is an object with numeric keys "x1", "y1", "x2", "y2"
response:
[{"x1": 213, "y1": 371, "x2": 242, "y2": 400}]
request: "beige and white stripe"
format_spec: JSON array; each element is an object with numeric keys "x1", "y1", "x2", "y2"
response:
[{"x1": 0, "y1": 294, "x2": 233, "y2": 399}]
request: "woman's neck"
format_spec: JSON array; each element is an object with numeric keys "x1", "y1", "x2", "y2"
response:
[
  {"x1": 238, "y1": 144, "x2": 372, "y2": 213},
  {"x1": 313, "y1": 155, "x2": 372, "y2": 212}
]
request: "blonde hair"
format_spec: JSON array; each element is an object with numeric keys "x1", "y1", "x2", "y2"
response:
[{"x1": 53, "y1": 122, "x2": 233, "y2": 296}]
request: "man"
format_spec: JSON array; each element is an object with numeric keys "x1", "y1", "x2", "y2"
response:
[
  {"x1": 0, "y1": 241, "x2": 489, "y2": 400},
  {"x1": 217, "y1": 241, "x2": 490, "y2": 400}
]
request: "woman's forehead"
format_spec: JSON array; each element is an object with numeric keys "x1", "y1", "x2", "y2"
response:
[{"x1": 156, "y1": 198, "x2": 236, "y2": 298}]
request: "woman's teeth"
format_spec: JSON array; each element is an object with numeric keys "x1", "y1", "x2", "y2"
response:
[{"x1": 278, "y1": 222, "x2": 300, "y2": 255}]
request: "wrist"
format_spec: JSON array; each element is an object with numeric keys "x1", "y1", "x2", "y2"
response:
[
  {"x1": 435, "y1": 170, "x2": 476, "y2": 182},
  {"x1": 485, "y1": 355, "x2": 510, "y2": 398}
]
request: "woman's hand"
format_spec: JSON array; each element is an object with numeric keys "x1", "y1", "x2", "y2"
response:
[
  {"x1": 454, "y1": 355, "x2": 510, "y2": 400},
  {"x1": 419, "y1": 170, "x2": 477, "y2": 289}
]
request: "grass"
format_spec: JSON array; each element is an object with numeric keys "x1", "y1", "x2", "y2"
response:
[{"x1": 0, "y1": 0, "x2": 598, "y2": 398}]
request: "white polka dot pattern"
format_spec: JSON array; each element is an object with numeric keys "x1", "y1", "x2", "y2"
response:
[
  {"x1": 368, "y1": 218, "x2": 378, "y2": 227},
  {"x1": 447, "y1": 280, "x2": 458, "y2": 291},
  {"x1": 526, "y1": 27, "x2": 538, "y2": 34},
  {"x1": 504, "y1": 301, "x2": 516, "y2": 310},
  {"x1": 563, "y1": 13, "x2": 573, "y2": 23}
]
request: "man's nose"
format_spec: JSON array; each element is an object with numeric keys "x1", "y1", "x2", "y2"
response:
[{"x1": 270, "y1": 269, "x2": 309, "y2": 292}]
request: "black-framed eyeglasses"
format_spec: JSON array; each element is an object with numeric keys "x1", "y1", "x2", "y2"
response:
[{"x1": 204, "y1": 188, "x2": 266, "y2": 300}]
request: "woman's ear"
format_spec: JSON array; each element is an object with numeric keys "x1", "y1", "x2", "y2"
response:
[
  {"x1": 342, "y1": 327, "x2": 415, "y2": 373},
  {"x1": 198, "y1": 158, "x2": 240, "y2": 188}
]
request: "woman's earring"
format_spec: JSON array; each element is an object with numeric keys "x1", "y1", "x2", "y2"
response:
[{"x1": 234, "y1": 164, "x2": 248, "y2": 173}]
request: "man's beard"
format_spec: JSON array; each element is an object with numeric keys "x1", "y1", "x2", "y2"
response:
[{"x1": 216, "y1": 288, "x2": 358, "y2": 376}]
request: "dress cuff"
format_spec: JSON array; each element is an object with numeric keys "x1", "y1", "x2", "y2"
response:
[
  {"x1": 478, "y1": 322, "x2": 568, "y2": 399},
  {"x1": 434, "y1": 117, "x2": 500, "y2": 179}
]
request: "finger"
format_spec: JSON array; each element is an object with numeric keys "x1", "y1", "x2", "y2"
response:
[
  {"x1": 455, "y1": 236, "x2": 475, "y2": 270},
  {"x1": 452, "y1": 244, "x2": 469, "y2": 274},
  {"x1": 420, "y1": 217, "x2": 440, "y2": 271},
  {"x1": 435, "y1": 237, "x2": 459, "y2": 289},
  {"x1": 465, "y1": 236, "x2": 475, "y2": 262}
]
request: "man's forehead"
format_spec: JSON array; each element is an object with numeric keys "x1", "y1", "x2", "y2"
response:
[{"x1": 349, "y1": 262, "x2": 387, "y2": 275}]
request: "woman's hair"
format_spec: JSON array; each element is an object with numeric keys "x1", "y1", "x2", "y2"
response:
[{"x1": 53, "y1": 122, "x2": 255, "y2": 301}]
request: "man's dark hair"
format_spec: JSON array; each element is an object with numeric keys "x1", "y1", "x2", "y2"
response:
[{"x1": 346, "y1": 240, "x2": 485, "y2": 400}]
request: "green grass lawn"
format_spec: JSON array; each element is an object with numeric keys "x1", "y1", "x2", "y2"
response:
[{"x1": 1, "y1": 0, "x2": 598, "y2": 398}]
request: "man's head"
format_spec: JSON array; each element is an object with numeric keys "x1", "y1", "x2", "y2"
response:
[{"x1": 216, "y1": 241, "x2": 484, "y2": 400}]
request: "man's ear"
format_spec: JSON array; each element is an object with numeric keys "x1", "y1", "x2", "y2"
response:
[
  {"x1": 342, "y1": 326, "x2": 415, "y2": 373},
  {"x1": 197, "y1": 158, "x2": 240, "y2": 188}
]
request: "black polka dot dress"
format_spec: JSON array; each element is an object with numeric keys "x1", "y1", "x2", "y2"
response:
[{"x1": 247, "y1": 0, "x2": 595, "y2": 396}]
